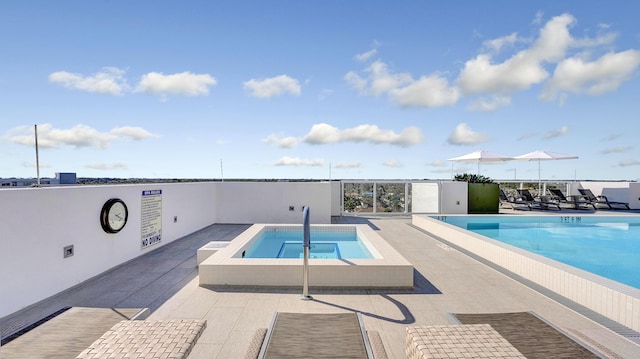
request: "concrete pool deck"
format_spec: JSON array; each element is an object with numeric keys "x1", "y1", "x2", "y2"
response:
[{"x1": 2, "y1": 215, "x2": 640, "y2": 358}]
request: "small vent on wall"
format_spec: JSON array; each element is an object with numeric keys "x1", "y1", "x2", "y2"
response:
[{"x1": 64, "y1": 245, "x2": 74, "y2": 258}]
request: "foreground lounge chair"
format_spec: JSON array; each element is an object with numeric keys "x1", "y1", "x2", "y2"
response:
[
  {"x1": 548, "y1": 188, "x2": 594, "y2": 210},
  {"x1": 578, "y1": 188, "x2": 630, "y2": 210},
  {"x1": 248, "y1": 312, "x2": 386, "y2": 359},
  {"x1": 517, "y1": 189, "x2": 561, "y2": 211},
  {"x1": 500, "y1": 189, "x2": 531, "y2": 211}
]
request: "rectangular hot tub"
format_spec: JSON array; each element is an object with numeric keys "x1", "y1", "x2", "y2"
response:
[{"x1": 198, "y1": 224, "x2": 414, "y2": 288}]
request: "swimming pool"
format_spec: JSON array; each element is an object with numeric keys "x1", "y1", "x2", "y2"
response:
[
  {"x1": 413, "y1": 214, "x2": 640, "y2": 333},
  {"x1": 432, "y1": 215, "x2": 640, "y2": 289},
  {"x1": 243, "y1": 229, "x2": 374, "y2": 259}
]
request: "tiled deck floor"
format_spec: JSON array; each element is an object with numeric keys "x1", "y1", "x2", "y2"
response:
[{"x1": 2, "y1": 216, "x2": 640, "y2": 358}]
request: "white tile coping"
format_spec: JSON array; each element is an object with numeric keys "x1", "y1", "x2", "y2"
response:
[
  {"x1": 198, "y1": 224, "x2": 414, "y2": 288},
  {"x1": 196, "y1": 241, "x2": 230, "y2": 266}
]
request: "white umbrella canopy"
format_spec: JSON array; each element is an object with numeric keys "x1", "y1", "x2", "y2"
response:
[
  {"x1": 513, "y1": 150, "x2": 579, "y2": 192},
  {"x1": 448, "y1": 150, "x2": 513, "y2": 175}
]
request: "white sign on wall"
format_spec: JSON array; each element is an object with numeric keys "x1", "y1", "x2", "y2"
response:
[{"x1": 141, "y1": 189, "x2": 162, "y2": 249}]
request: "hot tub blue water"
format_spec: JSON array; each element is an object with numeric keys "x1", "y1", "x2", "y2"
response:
[
  {"x1": 243, "y1": 229, "x2": 373, "y2": 259},
  {"x1": 277, "y1": 242, "x2": 340, "y2": 259},
  {"x1": 433, "y1": 215, "x2": 640, "y2": 289}
]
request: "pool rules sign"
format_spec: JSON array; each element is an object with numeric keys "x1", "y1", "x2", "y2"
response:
[{"x1": 141, "y1": 189, "x2": 162, "y2": 249}]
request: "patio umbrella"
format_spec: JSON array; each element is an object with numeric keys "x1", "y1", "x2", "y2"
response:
[
  {"x1": 513, "y1": 150, "x2": 578, "y2": 193},
  {"x1": 448, "y1": 150, "x2": 513, "y2": 175}
]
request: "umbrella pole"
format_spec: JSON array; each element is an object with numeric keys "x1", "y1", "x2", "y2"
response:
[{"x1": 538, "y1": 159, "x2": 541, "y2": 195}]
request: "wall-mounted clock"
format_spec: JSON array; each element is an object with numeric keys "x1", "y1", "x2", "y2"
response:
[{"x1": 100, "y1": 198, "x2": 128, "y2": 233}]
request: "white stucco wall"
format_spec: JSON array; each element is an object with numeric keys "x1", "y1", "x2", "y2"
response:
[
  {"x1": 411, "y1": 183, "x2": 440, "y2": 213},
  {"x1": 0, "y1": 181, "x2": 336, "y2": 318},
  {"x1": 569, "y1": 181, "x2": 635, "y2": 209},
  {"x1": 629, "y1": 183, "x2": 640, "y2": 210},
  {"x1": 411, "y1": 182, "x2": 467, "y2": 214},
  {"x1": 0, "y1": 183, "x2": 217, "y2": 318},
  {"x1": 213, "y1": 181, "x2": 332, "y2": 224},
  {"x1": 330, "y1": 181, "x2": 342, "y2": 216}
]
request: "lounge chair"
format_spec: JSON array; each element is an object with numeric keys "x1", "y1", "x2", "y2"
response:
[
  {"x1": 577, "y1": 188, "x2": 630, "y2": 210},
  {"x1": 548, "y1": 188, "x2": 594, "y2": 210},
  {"x1": 517, "y1": 189, "x2": 561, "y2": 211},
  {"x1": 249, "y1": 312, "x2": 385, "y2": 359},
  {"x1": 499, "y1": 189, "x2": 531, "y2": 211}
]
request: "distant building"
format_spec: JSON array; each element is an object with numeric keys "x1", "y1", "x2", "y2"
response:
[
  {"x1": 0, "y1": 172, "x2": 77, "y2": 187},
  {"x1": 56, "y1": 172, "x2": 77, "y2": 184}
]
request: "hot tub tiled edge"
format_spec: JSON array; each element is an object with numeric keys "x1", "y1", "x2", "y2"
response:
[{"x1": 198, "y1": 223, "x2": 414, "y2": 288}]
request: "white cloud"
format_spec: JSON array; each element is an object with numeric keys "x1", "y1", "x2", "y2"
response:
[
  {"x1": 262, "y1": 134, "x2": 300, "y2": 148},
  {"x1": 389, "y1": 75, "x2": 459, "y2": 107},
  {"x1": 367, "y1": 61, "x2": 413, "y2": 95},
  {"x1": 572, "y1": 32, "x2": 617, "y2": 48},
  {"x1": 355, "y1": 49, "x2": 377, "y2": 62},
  {"x1": 517, "y1": 131, "x2": 540, "y2": 141},
  {"x1": 530, "y1": 13, "x2": 575, "y2": 61},
  {"x1": 334, "y1": 162, "x2": 361, "y2": 169},
  {"x1": 601, "y1": 146, "x2": 632, "y2": 154},
  {"x1": 273, "y1": 156, "x2": 324, "y2": 167},
  {"x1": 429, "y1": 160, "x2": 448, "y2": 168},
  {"x1": 467, "y1": 96, "x2": 511, "y2": 112},
  {"x1": 49, "y1": 67, "x2": 127, "y2": 95},
  {"x1": 383, "y1": 160, "x2": 402, "y2": 168},
  {"x1": 447, "y1": 123, "x2": 491, "y2": 146},
  {"x1": 135, "y1": 71, "x2": 217, "y2": 96},
  {"x1": 532, "y1": 11, "x2": 544, "y2": 25},
  {"x1": 430, "y1": 160, "x2": 453, "y2": 173},
  {"x1": 21, "y1": 160, "x2": 51, "y2": 168},
  {"x1": 544, "y1": 125, "x2": 569, "y2": 139},
  {"x1": 456, "y1": 53, "x2": 546, "y2": 95},
  {"x1": 619, "y1": 159, "x2": 640, "y2": 167},
  {"x1": 2, "y1": 124, "x2": 157, "y2": 149},
  {"x1": 345, "y1": 60, "x2": 459, "y2": 108},
  {"x1": 344, "y1": 13, "x2": 637, "y2": 110},
  {"x1": 303, "y1": 123, "x2": 424, "y2": 147},
  {"x1": 243, "y1": 75, "x2": 301, "y2": 98},
  {"x1": 344, "y1": 71, "x2": 368, "y2": 92},
  {"x1": 541, "y1": 50, "x2": 640, "y2": 101},
  {"x1": 85, "y1": 162, "x2": 129, "y2": 170},
  {"x1": 483, "y1": 32, "x2": 518, "y2": 53},
  {"x1": 602, "y1": 134, "x2": 622, "y2": 142},
  {"x1": 110, "y1": 126, "x2": 158, "y2": 141},
  {"x1": 346, "y1": 13, "x2": 584, "y2": 109},
  {"x1": 457, "y1": 14, "x2": 575, "y2": 95}
]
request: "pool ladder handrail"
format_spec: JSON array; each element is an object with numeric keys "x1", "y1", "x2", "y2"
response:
[{"x1": 301, "y1": 206, "x2": 312, "y2": 300}]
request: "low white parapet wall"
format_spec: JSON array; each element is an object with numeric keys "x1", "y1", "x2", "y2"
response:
[
  {"x1": 412, "y1": 214, "x2": 640, "y2": 333},
  {"x1": 0, "y1": 181, "x2": 336, "y2": 319},
  {"x1": 0, "y1": 183, "x2": 217, "y2": 318}
]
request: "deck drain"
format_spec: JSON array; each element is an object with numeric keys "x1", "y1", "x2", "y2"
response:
[{"x1": 437, "y1": 243, "x2": 455, "y2": 251}]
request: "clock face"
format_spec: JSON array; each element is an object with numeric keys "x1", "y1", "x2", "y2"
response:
[{"x1": 101, "y1": 198, "x2": 128, "y2": 233}]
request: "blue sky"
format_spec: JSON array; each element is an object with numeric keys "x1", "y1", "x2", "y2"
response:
[{"x1": 1, "y1": 1, "x2": 639, "y2": 181}]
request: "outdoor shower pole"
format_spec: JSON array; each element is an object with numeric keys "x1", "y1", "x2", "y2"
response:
[{"x1": 301, "y1": 206, "x2": 312, "y2": 300}]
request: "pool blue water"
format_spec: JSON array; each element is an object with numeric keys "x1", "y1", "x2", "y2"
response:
[
  {"x1": 432, "y1": 215, "x2": 640, "y2": 289},
  {"x1": 243, "y1": 230, "x2": 373, "y2": 259}
]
